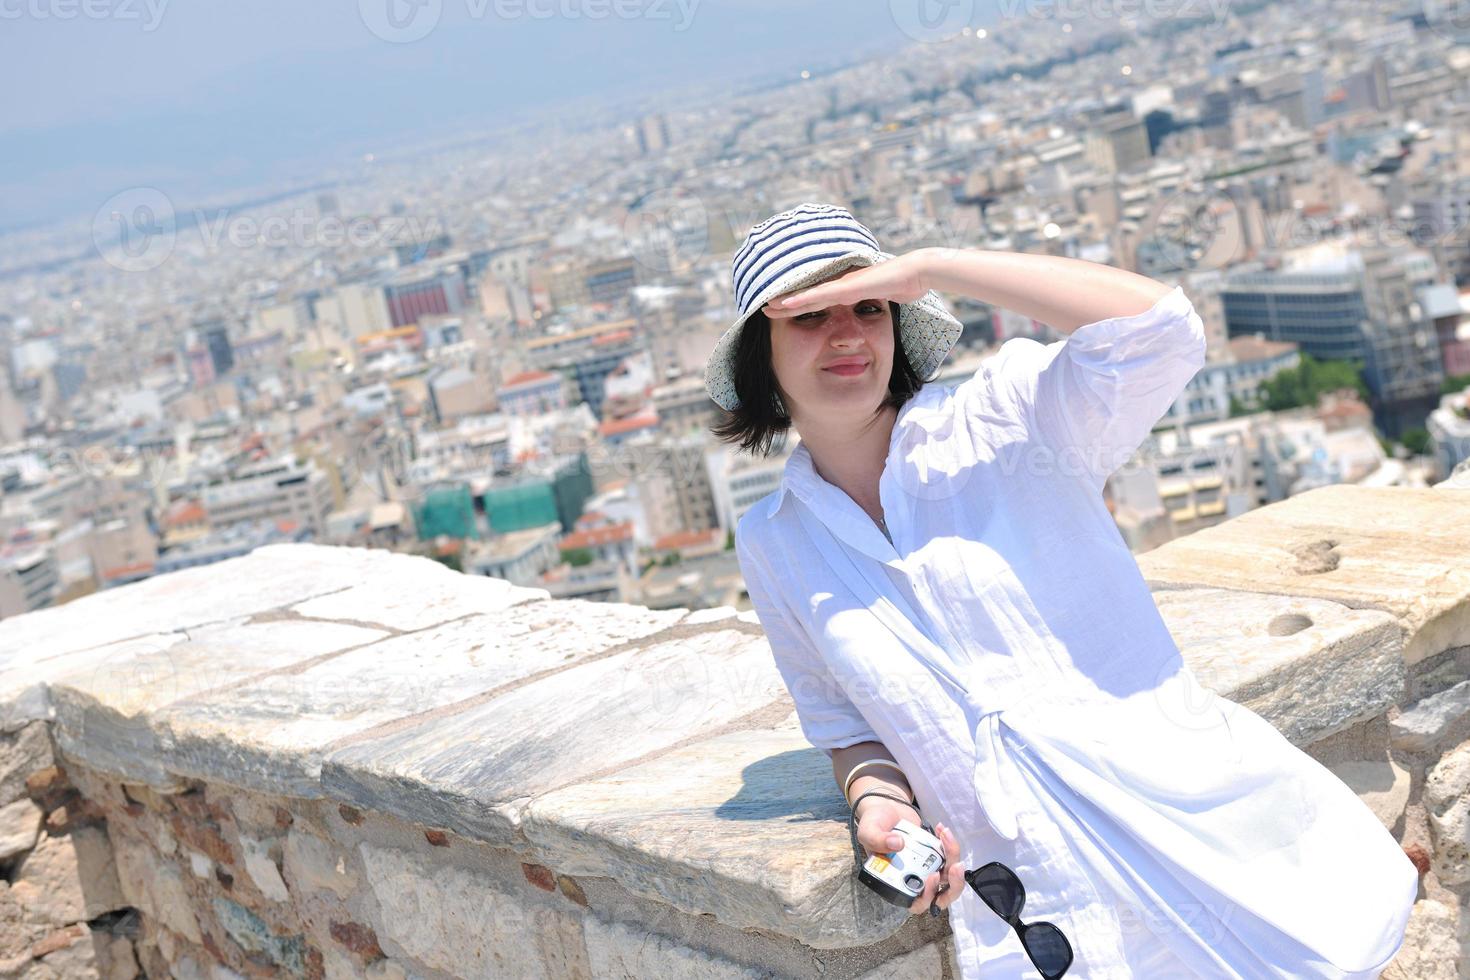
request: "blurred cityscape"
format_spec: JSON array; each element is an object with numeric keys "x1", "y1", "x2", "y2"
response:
[{"x1": 2, "y1": 0, "x2": 1470, "y2": 620}]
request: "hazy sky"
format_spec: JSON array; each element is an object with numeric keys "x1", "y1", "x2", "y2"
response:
[{"x1": 1, "y1": 0, "x2": 974, "y2": 230}]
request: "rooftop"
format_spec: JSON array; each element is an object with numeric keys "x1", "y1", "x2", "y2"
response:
[{"x1": 1226, "y1": 333, "x2": 1300, "y2": 362}]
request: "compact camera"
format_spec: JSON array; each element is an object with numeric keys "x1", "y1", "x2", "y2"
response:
[{"x1": 858, "y1": 818, "x2": 946, "y2": 907}]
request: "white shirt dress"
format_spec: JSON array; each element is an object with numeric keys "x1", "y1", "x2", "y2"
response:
[{"x1": 734, "y1": 287, "x2": 1418, "y2": 979}]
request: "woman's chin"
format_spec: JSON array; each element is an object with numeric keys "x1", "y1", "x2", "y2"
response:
[{"x1": 815, "y1": 385, "x2": 886, "y2": 411}]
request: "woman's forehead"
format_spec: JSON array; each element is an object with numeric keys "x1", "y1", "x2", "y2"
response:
[{"x1": 769, "y1": 288, "x2": 883, "y2": 310}]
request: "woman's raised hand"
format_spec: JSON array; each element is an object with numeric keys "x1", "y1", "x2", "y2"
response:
[
  {"x1": 762, "y1": 250, "x2": 933, "y2": 318},
  {"x1": 853, "y1": 797, "x2": 967, "y2": 915}
]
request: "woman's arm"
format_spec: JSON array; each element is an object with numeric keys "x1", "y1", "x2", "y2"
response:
[
  {"x1": 765, "y1": 245, "x2": 1204, "y2": 487},
  {"x1": 764, "y1": 248, "x2": 1173, "y2": 336},
  {"x1": 920, "y1": 248, "x2": 1174, "y2": 334},
  {"x1": 833, "y1": 740, "x2": 966, "y2": 915},
  {"x1": 832, "y1": 740, "x2": 916, "y2": 838}
]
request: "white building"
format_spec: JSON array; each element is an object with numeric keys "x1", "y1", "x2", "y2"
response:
[
  {"x1": 707, "y1": 439, "x2": 794, "y2": 536},
  {"x1": 314, "y1": 282, "x2": 391, "y2": 340},
  {"x1": 468, "y1": 523, "x2": 561, "y2": 586},
  {"x1": 1428, "y1": 386, "x2": 1470, "y2": 481},
  {"x1": 1169, "y1": 335, "x2": 1301, "y2": 423},
  {"x1": 0, "y1": 547, "x2": 58, "y2": 620},
  {"x1": 202, "y1": 459, "x2": 334, "y2": 538}
]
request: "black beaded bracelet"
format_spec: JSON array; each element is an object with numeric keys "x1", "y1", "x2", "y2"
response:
[{"x1": 848, "y1": 789, "x2": 922, "y2": 830}]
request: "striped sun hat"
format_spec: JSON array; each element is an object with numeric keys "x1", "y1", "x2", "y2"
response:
[{"x1": 703, "y1": 202, "x2": 963, "y2": 413}]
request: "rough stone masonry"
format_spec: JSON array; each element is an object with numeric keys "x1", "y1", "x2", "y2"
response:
[{"x1": 0, "y1": 482, "x2": 1467, "y2": 978}]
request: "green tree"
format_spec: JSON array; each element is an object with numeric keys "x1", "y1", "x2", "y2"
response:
[
  {"x1": 1400, "y1": 428, "x2": 1431, "y2": 456},
  {"x1": 563, "y1": 547, "x2": 594, "y2": 567},
  {"x1": 725, "y1": 528, "x2": 735, "y2": 551},
  {"x1": 1259, "y1": 354, "x2": 1369, "y2": 411},
  {"x1": 430, "y1": 550, "x2": 463, "y2": 574},
  {"x1": 1441, "y1": 373, "x2": 1470, "y2": 395}
]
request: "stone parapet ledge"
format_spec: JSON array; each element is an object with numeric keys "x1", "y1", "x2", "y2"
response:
[
  {"x1": 1138, "y1": 484, "x2": 1470, "y2": 668},
  {"x1": 0, "y1": 482, "x2": 1464, "y2": 977},
  {"x1": 1139, "y1": 483, "x2": 1470, "y2": 977}
]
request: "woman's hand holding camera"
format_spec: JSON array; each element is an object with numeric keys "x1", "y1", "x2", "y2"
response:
[{"x1": 853, "y1": 795, "x2": 966, "y2": 915}]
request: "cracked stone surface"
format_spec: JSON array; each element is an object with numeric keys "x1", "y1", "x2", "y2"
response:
[
  {"x1": 322, "y1": 628, "x2": 789, "y2": 846},
  {"x1": 156, "y1": 599, "x2": 684, "y2": 796},
  {"x1": 522, "y1": 718, "x2": 907, "y2": 948},
  {"x1": 0, "y1": 500, "x2": 1448, "y2": 957},
  {"x1": 1152, "y1": 587, "x2": 1404, "y2": 745},
  {"x1": 46, "y1": 619, "x2": 387, "y2": 786},
  {"x1": 1138, "y1": 485, "x2": 1470, "y2": 664}
]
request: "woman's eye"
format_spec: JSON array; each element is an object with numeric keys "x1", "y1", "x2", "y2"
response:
[{"x1": 795, "y1": 305, "x2": 880, "y2": 321}]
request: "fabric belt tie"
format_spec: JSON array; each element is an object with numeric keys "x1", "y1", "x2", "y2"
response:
[{"x1": 972, "y1": 707, "x2": 1029, "y2": 842}]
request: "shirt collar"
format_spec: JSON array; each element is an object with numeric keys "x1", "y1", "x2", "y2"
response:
[
  {"x1": 766, "y1": 380, "x2": 947, "y2": 521},
  {"x1": 766, "y1": 442, "x2": 814, "y2": 520}
]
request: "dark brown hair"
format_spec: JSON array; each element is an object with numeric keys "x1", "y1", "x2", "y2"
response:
[{"x1": 710, "y1": 301, "x2": 923, "y2": 456}]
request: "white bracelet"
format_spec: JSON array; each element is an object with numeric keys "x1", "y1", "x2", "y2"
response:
[{"x1": 842, "y1": 759, "x2": 910, "y2": 803}]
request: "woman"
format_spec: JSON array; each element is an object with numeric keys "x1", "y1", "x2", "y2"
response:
[{"x1": 707, "y1": 204, "x2": 1418, "y2": 978}]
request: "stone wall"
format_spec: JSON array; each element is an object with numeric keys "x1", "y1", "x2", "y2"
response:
[
  {"x1": 1137, "y1": 484, "x2": 1470, "y2": 979},
  {"x1": 0, "y1": 482, "x2": 1467, "y2": 978}
]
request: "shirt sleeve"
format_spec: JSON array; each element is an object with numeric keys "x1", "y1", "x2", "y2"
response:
[
  {"x1": 965, "y1": 285, "x2": 1207, "y2": 491},
  {"x1": 735, "y1": 527, "x2": 881, "y2": 756}
]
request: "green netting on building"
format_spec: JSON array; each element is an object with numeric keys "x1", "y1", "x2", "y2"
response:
[
  {"x1": 551, "y1": 454, "x2": 595, "y2": 532},
  {"x1": 412, "y1": 485, "x2": 480, "y2": 541},
  {"x1": 483, "y1": 481, "x2": 559, "y2": 534}
]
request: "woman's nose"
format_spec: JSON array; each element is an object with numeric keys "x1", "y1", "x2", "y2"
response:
[{"x1": 828, "y1": 308, "x2": 864, "y2": 344}]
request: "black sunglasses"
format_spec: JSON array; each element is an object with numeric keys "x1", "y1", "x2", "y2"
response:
[{"x1": 965, "y1": 862, "x2": 1075, "y2": 979}]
